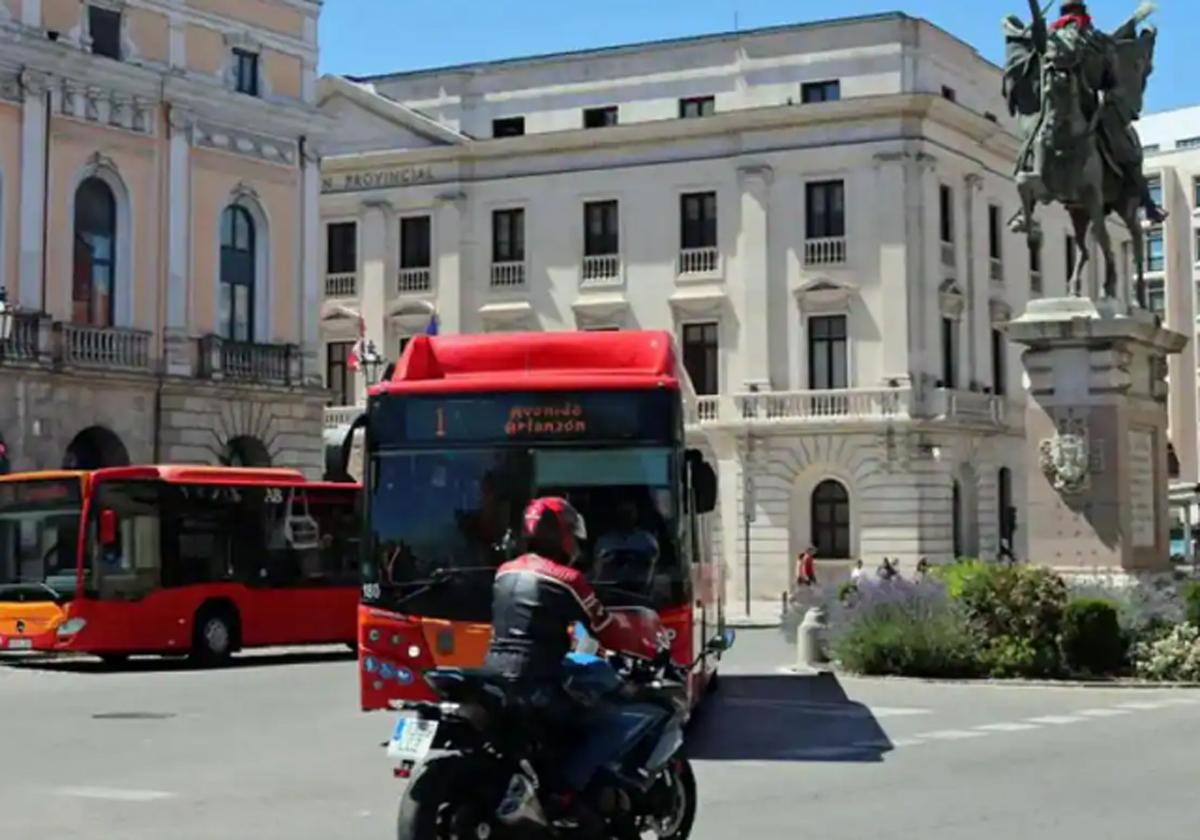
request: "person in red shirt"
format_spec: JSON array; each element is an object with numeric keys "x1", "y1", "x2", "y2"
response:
[{"x1": 796, "y1": 546, "x2": 817, "y2": 587}]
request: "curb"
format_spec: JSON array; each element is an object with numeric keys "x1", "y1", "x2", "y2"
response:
[
  {"x1": 832, "y1": 671, "x2": 1200, "y2": 690},
  {"x1": 725, "y1": 615, "x2": 783, "y2": 629}
]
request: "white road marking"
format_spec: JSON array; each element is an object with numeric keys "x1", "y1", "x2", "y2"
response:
[
  {"x1": 1158, "y1": 697, "x2": 1200, "y2": 707},
  {"x1": 974, "y1": 721, "x2": 1042, "y2": 733},
  {"x1": 1076, "y1": 708, "x2": 1130, "y2": 718},
  {"x1": 917, "y1": 729, "x2": 988, "y2": 741},
  {"x1": 1116, "y1": 701, "x2": 1169, "y2": 711},
  {"x1": 870, "y1": 706, "x2": 936, "y2": 719},
  {"x1": 1026, "y1": 715, "x2": 1083, "y2": 725},
  {"x1": 889, "y1": 737, "x2": 925, "y2": 748},
  {"x1": 55, "y1": 786, "x2": 176, "y2": 802}
]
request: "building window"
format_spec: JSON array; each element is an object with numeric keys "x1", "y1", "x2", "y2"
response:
[
  {"x1": 1194, "y1": 228, "x2": 1200, "y2": 265},
  {"x1": 998, "y1": 467, "x2": 1013, "y2": 555},
  {"x1": 1142, "y1": 144, "x2": 1159, "y2": 154},
  {"x1": 805, "y1": 180, "x2": 845, "y2": 239},
  {"x1": 1147, "y1": 175, "x2": 1163, "y2": 210},
  {"x1": 88, "y1": 6, "x2": 122, "y2": 59},
  {"x1": 72, "y1": 177, "x2": 117, "y2": 327},
  {"x1": 988, "y1": 204, "x2": 1002, "y2": 261},
  {"x1": 398, "y1": 336, "x2": 413, "y2": 357},
  {"x1": 1147, "y1": 278, "x2": 1165, "y2": 316},
  {"x1": 401, "y1": 216, "x2": 432, "y2": 268},
  {"x1": 326, "y1": 222, "x2": 356, "y2": 274},
  {"x1": 1029, "y1": 240, "x2": 1043, "y2": 295},
  {"x1": 941, "y1": 317, "x2": 958, "y2": 388},
  {"x1": 1180, "y1": 137, "x2": 1200, "y2": 150},
  {"x1": 992, "y1": 328, "x2": 1007, "y2": 396},
  {"x1": 1066, "y1": 235, "x2": 1077, "y2": 280},
  {"x1": 326, "y1": 341, "x2": 354, "y2": 406},
  {"x1": 682, "y1": 322, "x2": 719, "y2": 395},
  {"x1": 678, "y1": 96, "x2": 715, "y2": 119},
  {"x1": 808, "y1": 315, "x2": 848, "y2": 390},
  {"x1": 941, "y1": 85, "x2": 957, "y2": 102},
  {"x1": 811, "y1": 479, "x2": 850, "y2": 559},
  {"x1": 939, "y1": 185, "x2": 954, "y2": 243},
  {"x1": 801, "y1": 80, "x2": 840, "y2": 103},
  {"x1": 583, "y1": 106, "x2": 618, "y2": 128},
  {"x1": 219, "y1": 205, "x2": 256, "y2": 342},
  {"x1": 583, "y1": 200, "x2": 619, "y2": 256},
  {"x1": 233, "y1": 49, "x2": 259, "y2": 96},
  {"x1": 1148, "y1": 229, "x2": 1164, "y2": 272},
  {"x1": 680, "y1": 192, "x2": 717, "y2": 249},
  {"x1": 492, "y1": 209, "x2": 525, "y2": 263},
  {"x1": 1192, "y1": 177, "x2": 1200, "y2": 209},
  {"x1": 492, "y1": 116, "x2": 526, "y2": 138},
  {"x1": 952, "y1": 480, "x2": 963, "y2": 558}
]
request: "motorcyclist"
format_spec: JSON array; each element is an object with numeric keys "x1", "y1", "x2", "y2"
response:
[{"x1": 483, "y1": 497, "x2": 629, "y2": 821}]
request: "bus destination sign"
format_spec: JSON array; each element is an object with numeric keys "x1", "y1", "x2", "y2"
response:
[{"x1": 505, "y1": 403, "x2": 587, "y2": 438}]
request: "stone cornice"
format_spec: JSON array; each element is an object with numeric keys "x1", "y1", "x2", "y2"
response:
[{"x1": 193, "y1": 119, "x2": 299, "y2": 166}]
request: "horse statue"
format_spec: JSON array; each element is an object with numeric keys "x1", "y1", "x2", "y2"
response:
[{"x1": 1004, "y1": 1, "x2": 1162, "y2": 308}]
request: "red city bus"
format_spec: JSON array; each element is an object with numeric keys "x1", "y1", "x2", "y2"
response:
[
  {"x1": 355, "y1": 330, "x2": 725, "y2": 712},
  {"x1": 0, "y1": 466, "x2": 361, "y2": 665}
]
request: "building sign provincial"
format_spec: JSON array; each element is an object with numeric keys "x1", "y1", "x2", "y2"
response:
[{"x1": 322, "y1": 166, "x2": 435, "y2": 194}]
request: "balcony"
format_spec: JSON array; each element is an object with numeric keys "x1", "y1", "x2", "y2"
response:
[
  {"x1": 581, "y1": 254, "x2": 622, "y2": 287},
  {"x1": 678, "y1": 246, "x2": 719, "y2": 276},
  {"x1": 59, "y1": 323, "x2": 153, "y2": 372},
  {"x1": 491, "y1": 261, "x2": 526, "y2": 289},
  {"x1": 397, "y1": 267, "x2": 432, "y2": 294},
  {"x1": 804, "y1": 237, "x2": 847, "y2": 266},
  {"x1": 925, "y1": 388, "x2": 1010, "y2": 428},
  {"x1": 324, "y1": 404, "x2": 362, "y2": 429},
  {"x1": 198, "y1": 335, "x2": 296, "y2": 386},
  {"x1": 324, "y1": 272, "x2": 357, "y2": 298},
  {"x1": 989, "y1": 257, "x2": 1003, "y2": 283},
  {"x1": 0, "y1": 312, "x2": 48, "y2": 363},
  {"x1": 689, "y1": 387, "x2": 913, "y2": 427}
]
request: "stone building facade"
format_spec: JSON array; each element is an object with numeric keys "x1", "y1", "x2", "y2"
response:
[{"x1": 0, "y1": 0, "x2": 327, "y2": 476}]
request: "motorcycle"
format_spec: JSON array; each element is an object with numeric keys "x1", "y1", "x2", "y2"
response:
[{"x1": 385, "y1": 607, "x2": 734, "y2": 839}]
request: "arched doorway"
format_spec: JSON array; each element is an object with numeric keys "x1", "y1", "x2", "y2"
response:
[
  {"x1": 222, "y1": 436, "x2": 271, "y2": 467},
  {"x1": 73, "y1": 177, "x2": 117, "y2": 327},
  {"x1": 63, "y1": 426, "x2": 130, "y2": 470},
  {"x1": 811, "y1": 479, "x2": 850, "y2": 559},
  {"x1": 219, "y1": 205, "x2": 256, "y2": 342}
]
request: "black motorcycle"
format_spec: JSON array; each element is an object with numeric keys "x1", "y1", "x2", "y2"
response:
[{"x1": 385, "y1": 608, "x2": 733, "y2": 839}]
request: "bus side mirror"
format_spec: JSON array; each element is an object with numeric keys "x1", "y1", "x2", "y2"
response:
[
  {"x1": 691, "y1": 461, "x2": 717, "y2": 515},
  {"x1": 99, "y1": 509, "x2": 118, "y2": 546}
]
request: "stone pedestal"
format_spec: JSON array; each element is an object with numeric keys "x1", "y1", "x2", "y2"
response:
[{"x1": 1007, "y1": 298, "x2": 1187, "y2": 574}]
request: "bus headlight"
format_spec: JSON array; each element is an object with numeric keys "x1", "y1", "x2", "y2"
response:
[
  {"x1": 407, "y1": 645, "x2": 421, "y2": 659},
  {"x1": 57, "y1": 618, "x2": 87, "y2": 637}
]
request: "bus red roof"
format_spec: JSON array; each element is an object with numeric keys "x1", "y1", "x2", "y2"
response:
[
  {"x1": 90, "y1": 466, "x2": 354, "y2": 487},
  {"x1": 373, "y1": 330, "x2": 681, "y2": 395}
]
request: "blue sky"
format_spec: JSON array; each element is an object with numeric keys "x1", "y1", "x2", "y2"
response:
[{"x1": 319, "y1": 1, "x2": 1193, "y2": 113}]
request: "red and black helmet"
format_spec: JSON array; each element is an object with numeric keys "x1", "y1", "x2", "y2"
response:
[{"x1": 522, "y1": 497, "x2": 587, "y2": 563}]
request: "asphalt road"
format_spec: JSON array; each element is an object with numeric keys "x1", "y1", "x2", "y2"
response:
[{"x1": 2, "y1": 630, "x2": 1198, "y2": 840}]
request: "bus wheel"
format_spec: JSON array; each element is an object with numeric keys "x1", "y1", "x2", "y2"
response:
[{"x1": 191, "y1": 606, "x2": 237, "y2": 667}]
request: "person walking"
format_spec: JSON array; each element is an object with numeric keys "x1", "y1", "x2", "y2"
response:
[{"x1": 796, "y1": 546, "x2": 817, "y2": 587}]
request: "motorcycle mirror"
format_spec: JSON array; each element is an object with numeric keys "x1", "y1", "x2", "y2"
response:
[{"x1": 706, "y1": 628, "x2": 736, "y2": 654}]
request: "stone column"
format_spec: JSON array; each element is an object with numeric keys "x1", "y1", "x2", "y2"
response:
[
  {"x1": 164, "y1": 107, "x2": 193, "y2": 376},
  {"x1": 963, "y1": 173, "x2": 984, "y2": 389},
  {"x1": 17, "y1": 70, "x2": 50, "y2": 312},
  {"x1": 1007, "y1": 299, "x2": 1187, "y2": 575},
  {"x1": 872, "y1": 152, "x2": 917, "y2": 383},
  {"x1": 299, "y1": 142, "x2": 322, "y2": 386},
  {"x1": 434, "y1": 191, "x2": 465, "y2": 334},
  {"x1": 359, "y1": 200, "x2": 391, "y2": 393},
  {"x1": 737, "y1": 164, "x2": 772, "y2": 391}
]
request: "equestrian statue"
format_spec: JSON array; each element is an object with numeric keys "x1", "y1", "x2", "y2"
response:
[{"x1": 1004, "y1": 1, "x2": 1164, "y2": 307}]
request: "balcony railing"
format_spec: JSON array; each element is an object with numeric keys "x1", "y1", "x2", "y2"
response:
[
  {"x1": 581, "y1": 254, "x2": 621, "y2": 286},
  {"x1": 941, "y1": 241, "x2": 955, "y2": 267},
  {"x1": 694, "y1": 396, "x2": 721, "y2": 423},
  {"x1": 199, "y1": 335, "x2": 295, "y2": 386},
  {"x1": 926, "y1": 388, "x2": 1009, "y2": 427},
  {"x1": 738, "y1": 387, "x2": 910, "y2": 422},
  {"x1": 0, "y1": 312, "x2": 46, "y2": 363},
  {"x1": 324, "y1": 272, "x2": 357, "y2": 298},
  {"x1": 59, "y1": 323, "x2": 152, "y2": 372},
  {"x1": 989, "y1": 257, "x2": 1003, "y2": 282},
  {"x1": 491, "y1": 261, "x2": 526, "y2": 289},
  {"x1": 678, "y1": 246, "x2": 719, "y2": 276},
  {"x1": 397, "y1": 266, "x2": 432, "y2": 294},
  {"x1": 804, "y1": 236, "x2": 847, "y2": 266},
  {"x1": 324, "y1": 404, "x2": 363, "y2": 429}
]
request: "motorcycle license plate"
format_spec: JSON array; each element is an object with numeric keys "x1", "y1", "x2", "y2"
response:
[
  {"x1": 387, "y1": 716, "x2": 439, "y2": 762},
  {"x1": 5, "y1": 638, "x2": 33, "y2": 651}
]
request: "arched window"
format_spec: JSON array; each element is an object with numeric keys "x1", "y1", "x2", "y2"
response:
[
  {"x1": 73, "y1": 178, "x2": 117, "y2": 327},
  {"x1": 222, "y1": 435, "x2": 271, "y2": 467},
  {"x1": 220, "y1": 205, "x2": 256, "y2": 342},
  {"x1": 952, "y1": 480, "x2": 963, "y2": 559},
  {"x1": 811, "y1": 479, "x2": 850, "y2": 559}
]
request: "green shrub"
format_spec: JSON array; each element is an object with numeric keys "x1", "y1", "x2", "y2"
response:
[
  {"x1": 1133, "y1": 623, "x2": 1200, "y2": 682},
  {"x1": 837, "y1": 581, "x2": 858, "y2": 604},
  {"x1": 1060, "y1": 598, "x2": 1125, "y2": 675},
  {"x1": 954, "y1": 564, "x2": 1068, "y2": 678},
  {"x1": 831, "y1": 583, "x2": 981, "y2": 678},
  {"x1": 980, "y1": 635, "x2": 1050, "y2": 678},
  {"x1": 931, "y1": 559, "x2": 989, "y2": 600},
  {"x1": 1182, "y1": 582, "x2": 1200, "y2": 628}
]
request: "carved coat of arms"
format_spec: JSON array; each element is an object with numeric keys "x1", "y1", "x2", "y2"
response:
[{"x1": 1039, "y1": 432, "x2": 1090, "y2": 494}]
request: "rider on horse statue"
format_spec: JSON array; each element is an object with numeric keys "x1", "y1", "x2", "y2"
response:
[{"x1": 1006, "y1": 1, "x2": 1165, "y2": 236}]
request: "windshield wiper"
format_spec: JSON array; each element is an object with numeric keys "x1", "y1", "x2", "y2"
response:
[{"x1": 389, "y1": 566, "x2": 495, "y2": 610}]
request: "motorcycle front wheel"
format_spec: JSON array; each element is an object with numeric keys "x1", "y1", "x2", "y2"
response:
[
  {"x1": 397, "y1": 755, "x2": 502, "y2": 840},
  {"x1": 614, "y1": 757, "x2": 697, "y2": 840}
]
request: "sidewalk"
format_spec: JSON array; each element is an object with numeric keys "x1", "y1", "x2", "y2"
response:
[{"x1": 725, "y1": 599, "x2": 785, "y2": 629}]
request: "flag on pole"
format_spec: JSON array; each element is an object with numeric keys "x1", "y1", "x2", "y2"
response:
[{"x1": 425, "y1": 314, "x2": 439, "y2": 336}]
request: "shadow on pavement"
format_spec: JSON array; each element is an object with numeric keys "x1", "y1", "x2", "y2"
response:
[
  {"x1": 0, "y1": 647, "x2": 356, "y2": 674},
  {"x1": 686, "y1": 673, "x2": 892, "y2": 763}
]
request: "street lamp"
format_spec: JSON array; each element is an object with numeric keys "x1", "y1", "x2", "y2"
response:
[
  {"x1": 360, "y1": 339, "x2": 385, "y2": 386},
  {"x1": 0, "y1": 287, "x2": 13, "y2": 346}
]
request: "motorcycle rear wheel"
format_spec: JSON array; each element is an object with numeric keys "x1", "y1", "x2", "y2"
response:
[{"x1": 397, "y1": 756, "x2": 501, "y2": 840}]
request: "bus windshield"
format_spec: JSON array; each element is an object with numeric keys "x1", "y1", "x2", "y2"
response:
[
  {"x1": 366, "y1": 446, "x2": 684, "y2": 617},
  {"x1": 0, "y1": 479, "x2": 84, "y2": 602}
]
